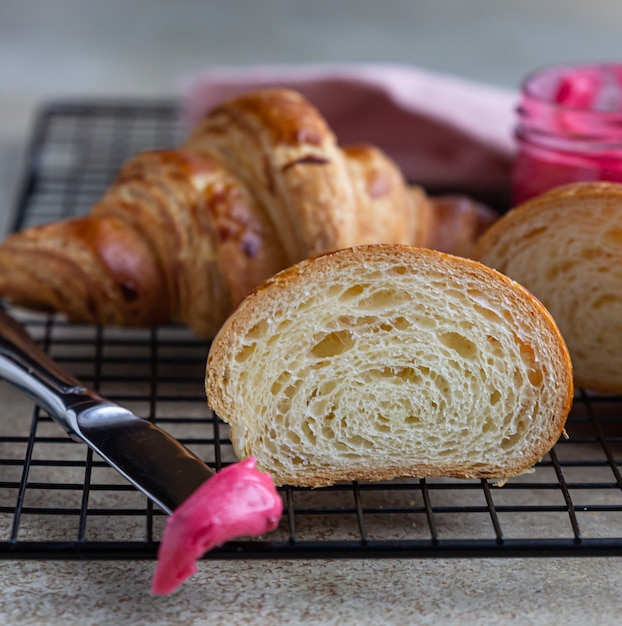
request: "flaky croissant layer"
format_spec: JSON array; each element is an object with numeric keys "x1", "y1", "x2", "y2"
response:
[
  {"x1": 206, "y1": 245, "x2": 573, "y2": 487},
  {"x1": 0, "y1": 89, "x2": 496, "y2": 337}
]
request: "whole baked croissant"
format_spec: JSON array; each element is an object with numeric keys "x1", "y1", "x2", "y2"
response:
[{"x1": 0, "y1": 89, "x2": 496, "y2": 338}]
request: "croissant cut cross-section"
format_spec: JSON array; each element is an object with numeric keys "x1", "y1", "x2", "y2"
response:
[{"x1": 206, "y1": 244, "x2": 574, "y2": 488}]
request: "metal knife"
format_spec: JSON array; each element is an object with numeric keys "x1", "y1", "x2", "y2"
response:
[{"x1": 0, "y1": 308, "x2": 215, "y2": 514}]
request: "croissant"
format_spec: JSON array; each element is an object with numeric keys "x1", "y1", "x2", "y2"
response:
[
  {"x1": 475, "y1": 181, "x2": 622, "y2": 393},
  {"x1": 0, "y1": 89, "x2": 496, "y2": 338},
  {"x1": 206, "y1": 244, "x2": 573, "y2": 487}
]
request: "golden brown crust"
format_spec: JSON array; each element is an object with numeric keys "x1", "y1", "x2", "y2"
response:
[
  {"x1": 422, "y1": 194, "x2": 499, "y2": 257},
  {"x1": 0, "y1": 88, "x2": 499, "y2": 338},
  {"x1": 0, "y1": 215, "x2": 170, "y2": 327},
  {"x1": 185, "y1": 88, "x2": 359, "y2": 262},
  {"x1": 342, "y1": 144, "x2": 416, "y2": 246},
  {"x1": 475, "y1": 181, "x2": 622, "y2": 260},
  {"x1": 92, "y1": 150, "x2": 221, "y2": 327}
]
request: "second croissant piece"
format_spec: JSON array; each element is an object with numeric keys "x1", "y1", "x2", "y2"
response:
[
  {"x1": 476, "y1": 182, "x2": 622, "y2": 393},
  {"x1": 0, "y1": 89, "x2": 496, "y2": 338}
]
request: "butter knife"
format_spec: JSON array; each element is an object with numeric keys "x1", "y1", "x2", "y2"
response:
[{"x1": 0, "y1": 308, "x2": 215, "y2": 514}]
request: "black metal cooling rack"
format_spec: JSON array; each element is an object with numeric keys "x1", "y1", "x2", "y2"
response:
[{"x1": 1, "y1": 100, "x2": 622, "y2": 562}]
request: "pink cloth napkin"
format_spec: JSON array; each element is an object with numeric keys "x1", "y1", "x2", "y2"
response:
[{"x1": 181, "y1": 63, "x2": 518, "y2": 192}]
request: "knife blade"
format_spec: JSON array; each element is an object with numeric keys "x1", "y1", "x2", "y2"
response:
[{"x1": 0, "y1": 308, "x2": 215, "y2": 514}]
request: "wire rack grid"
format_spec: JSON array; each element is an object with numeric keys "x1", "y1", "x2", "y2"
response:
[{"x1": 1, "y1": 101, "x2": 622, "y2": 561}]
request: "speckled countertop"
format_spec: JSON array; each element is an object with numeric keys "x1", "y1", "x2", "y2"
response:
[
  {"x1": 3, "y1": 2, "x2": 622, "y2": 624},
  {"x1": 3, "y1": 558, "x2": 622, "y2": 625}
]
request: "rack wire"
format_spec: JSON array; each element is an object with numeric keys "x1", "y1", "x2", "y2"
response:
[{"x1": 1, "y1": 100, "x2": 622, "y2": 561}]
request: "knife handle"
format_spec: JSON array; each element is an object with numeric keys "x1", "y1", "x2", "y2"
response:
[
  {"x1": 0, "y1": 308, "x2": 86, "y2": 389},
  {"x1": 0, "y1": 308, "x2": 102, "y2": 433}
]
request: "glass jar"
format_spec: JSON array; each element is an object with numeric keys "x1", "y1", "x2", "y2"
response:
[{"x1": 512, "y1": 62, "x2": 622, "y2": 205}]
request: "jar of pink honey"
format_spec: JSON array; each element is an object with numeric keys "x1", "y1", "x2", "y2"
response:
[{"x1": 513, "y1": 62, "x2": 622, "y2": 205}]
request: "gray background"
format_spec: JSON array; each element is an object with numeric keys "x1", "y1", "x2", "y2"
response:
[{"x1": 1, "y1": 0, "x2": 622, "y2": 235}]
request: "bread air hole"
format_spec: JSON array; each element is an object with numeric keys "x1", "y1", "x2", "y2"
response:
[
  {"x1": 357, "y1": 288, "x2": 409, "y2": 310},
  {"x1": 482, "y1": 417, "x2": 497, "y2": 433},
  {"x1": 259, "y1": 435, "x2": 278, "y2": 455},
  {"x1": 270, "y1": 370, "x2": 291, "y2": 395},
  {"x1": 349, "y1": 435, "x2": 374, "y2": 449},
  {"x1": 517, "y1": 339, "x2": 544, "y2": 388},
  {"x1": 593, "y1": 294, "x2": 620, "y2": 310},
  {"x1": 235, "y1": 342, "x2": 256, "y2": 363},
  {"x1": 604, "y1": 227, "x2": 622, "y2": 247},
  {"x1": 528, "y1": 368, "x2": 544, "y2": 387},
  {"x1": 286, "y1": 431, "x2": 301, "y2": 445},
  {"x1": 436, "y1": 447, "x2": 457, "y2": 457},
  {"x1": 311, "y1": 330, "x2": 354, "y2": 357},
  {"x1": 322, "y1": 425, "x2": 335, "y2": 439},
  {"x1": 522, "y1": 226, "x2": 547, "y2": 241},
  {"x1": 439, "y1": 332, "x2": 478, "y2": 360},
  {"x1": 341, "y1": 284, "x2": 366, "y2": 300},
  {"x1": 545, "y1": 261, "x2": 573, "y2": 281},
  {"x1": 513, "y1": 367, "x2": 525, "y2": 389},
  {"x1": 501, "y1": 430, "x2": 523, "y2": 451},
  {"x1": 301, "y1": 419, "x2": 317, "y2": 445},
  {"x1": 337, "y1": 314, "x2": 412, "y2": 333},
  {"x1": 393, "y1": 316, "x2": 412, "y2": 330},
  {"x1": 404, "y1": 414, "x2": 421, "y2": 425},
  {"x1": 363, "y1": 366, "x2": 422, "y2": 386},
  {"x1": 372, "y1": 414, "x2": 393, "y2": 432},
  {"x1": 473, "y1": 303, "x2": 504, "y2": 325},
  {"x1": 246, "y1": 319, "x2": 269, "y2": 339},
  {"x1": 337, "y1": 314, "x2": 386, "y2": 332},
  {"x1": 411, "y1": 315, "x2": 435, "y2": 329},
  {"x1": 275, "y1": 380, "x2": 303, "y2": 414},
  {"x1": 349, "y1": 314, "x2": 378, "y2": 326},
  {"x1": 486, "y1": 335, "x2": 504, "y2": 357}
]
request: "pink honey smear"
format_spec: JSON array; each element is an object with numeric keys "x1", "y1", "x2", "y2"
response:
[{"x1": 151, "y1": 457, "x2": 283, "y2": 595}]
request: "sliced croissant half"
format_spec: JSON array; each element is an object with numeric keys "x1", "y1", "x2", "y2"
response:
[{"x1": 206, "y1": 244, "x2": 573, "y2": 487}]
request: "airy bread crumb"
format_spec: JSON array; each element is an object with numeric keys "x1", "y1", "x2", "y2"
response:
[{"x1": 206, "y1": 244, "x2": 573, "y2": 487}]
